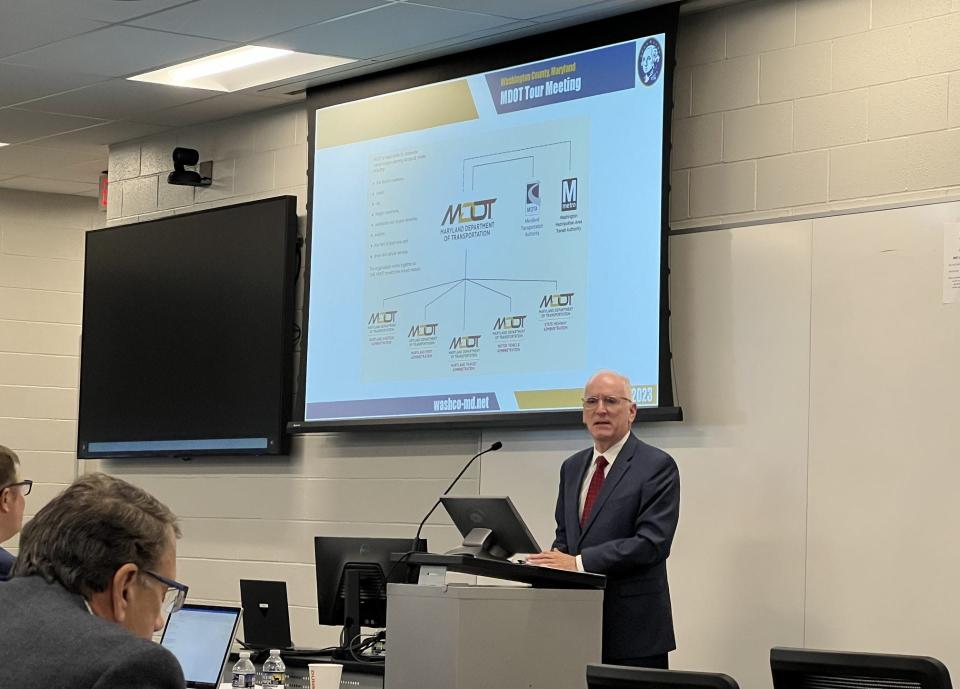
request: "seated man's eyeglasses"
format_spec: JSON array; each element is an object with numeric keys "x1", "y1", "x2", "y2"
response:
[
  {"x1": 582, "y1": 395, "x2": 633, "y2": 410},
  {"x1": 1, "y1": 479, "x2": 32, "y2": 496},
  {"x1": 143, "y1": 570, "x2": 189, "y2": 617}
]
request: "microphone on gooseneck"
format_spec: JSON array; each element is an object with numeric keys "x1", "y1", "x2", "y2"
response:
[{"x1": 414, "y1": 441, "x2": 503, "y2": 544}]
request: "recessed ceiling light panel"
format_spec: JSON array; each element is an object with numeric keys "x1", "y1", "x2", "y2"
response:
[{"x1": 129, "y1": 45, "x2": 355, "y2": 92}]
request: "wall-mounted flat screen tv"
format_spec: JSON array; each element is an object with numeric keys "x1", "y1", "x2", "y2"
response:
[
  {"x1": 295, "y1": 5, "x2": 681, "y2": 430},
  {"x1": 77, "y1": 196, "x2": 298, "y2": 458}
]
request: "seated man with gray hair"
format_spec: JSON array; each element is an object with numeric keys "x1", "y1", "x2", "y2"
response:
[{"x1": 0, "y1": 472, "x2": 187, "y2": 689}]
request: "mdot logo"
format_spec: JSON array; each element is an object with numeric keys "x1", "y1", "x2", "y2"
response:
[
  {"x1": 561, "y1": 178, "x2": 578, "y2": 211},
  {"x1": 441, "y1": 198, "x2": 496, "y2": 225},
  {"x1": 494, "y1": 315, "x2": 527, "y2": 330},
  {"x1": 408, "y1": 323, "x2": 438, "y2": 338},
  {"x1": 449, "y1": 335, "x2": 481, "y2": 350},
  {"x1": 540, "y1": 292, "x2": 574, "y2": 308},
  {"x1": 368, "y1": 310, "x2": 397, "y2": 325}
]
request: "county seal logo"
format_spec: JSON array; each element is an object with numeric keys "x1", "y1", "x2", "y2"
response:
[{"x1": 638, "y1": 38, "x2": 663, "y2": 86}]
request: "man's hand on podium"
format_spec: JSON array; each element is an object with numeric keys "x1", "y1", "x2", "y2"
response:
[{"x1": 526, "y1": 549, "x2": 577, "y2": 571}]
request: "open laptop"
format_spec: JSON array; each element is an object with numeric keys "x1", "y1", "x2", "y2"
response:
[
  {"x1": 160, "y1": 603, "x2": 242, "y2": 688},
  {"x1": 239, "y1": 579, "x2": 292, "y2": 650}
]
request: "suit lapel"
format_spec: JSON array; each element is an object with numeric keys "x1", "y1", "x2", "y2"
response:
[
  {"x1": 566, "y1": 449, "x2": 592, "y2": 546},
  {"x1": 577, "y1": 434, "x2": 638, "y2": 547}
]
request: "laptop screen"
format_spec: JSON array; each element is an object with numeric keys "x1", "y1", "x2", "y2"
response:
[{"x1": 160, "y1": 603, "x2": 242, "y2": 688}]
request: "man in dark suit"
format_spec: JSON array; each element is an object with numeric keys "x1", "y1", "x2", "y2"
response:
[
  {"x1": 527, "y1": 370, "x2": 680, "y2": 668},
  {"x1": 0, "y1": 444, "x2": 28, "y2": 581},
  {"x1": 0, "y1": 472, "x2": 187, "y2": 688}
]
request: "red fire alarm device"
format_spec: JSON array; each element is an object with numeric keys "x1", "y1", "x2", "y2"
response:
[{"x1": 98, "y1": 171, "x2": 108, "y2": 211}]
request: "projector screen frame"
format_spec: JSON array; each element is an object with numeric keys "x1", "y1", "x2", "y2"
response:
[{"x1": 293, "y1": 3, "x2": 682, "y2": 432}]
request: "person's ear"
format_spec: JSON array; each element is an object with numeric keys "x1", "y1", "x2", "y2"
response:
[
  {"x1": 0, "y1": 487, "x2": 11, "y2": 513},
  {"x1": 110, "y1": 563, "x2": 140, "y2": 625}
]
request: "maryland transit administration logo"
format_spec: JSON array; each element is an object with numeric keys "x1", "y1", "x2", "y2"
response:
[{"x1": 525, "y1": 181, "x2": 540, "y2": 223}]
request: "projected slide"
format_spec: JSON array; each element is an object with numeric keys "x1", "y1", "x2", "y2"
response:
[{"x1": 305, "y1": 36, "x2": 666, "y2": 421}]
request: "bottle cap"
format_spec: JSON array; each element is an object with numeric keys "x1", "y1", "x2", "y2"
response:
[
  {"x1": 270, "y1": 649, "x2": 281, "y2": 654},
  {"x1": 240, "y1": 651, "x2": 251, "y2": 658}
]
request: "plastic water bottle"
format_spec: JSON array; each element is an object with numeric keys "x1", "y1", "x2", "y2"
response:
[
  {"x1": 231, "y1": 651, "x2": 256, "y2": 688},
  {"x1": 261, "y1": 649, "x2": 286, "y2": 689}
]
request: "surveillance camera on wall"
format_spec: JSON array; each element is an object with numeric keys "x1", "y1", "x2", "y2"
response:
[{"x1": 167, "y1": 147, "x2": 212, "y2": 187}]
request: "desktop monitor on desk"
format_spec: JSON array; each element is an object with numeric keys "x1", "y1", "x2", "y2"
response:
[{"x1": 314, "y1": 536, "x2": 425, "y2": 659}]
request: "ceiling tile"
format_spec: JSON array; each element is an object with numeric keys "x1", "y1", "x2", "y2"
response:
[
  {"x1": 371, "y1": 18, "x2": 537, "y2": 63},
  {"x1": 410, "y1": 0, "x2": 592, "y2": 21},
  {"x1": 249, "y1": 59, "x2": 378, "y2": 95},
  {"x1": 35, "y1": 121, "x2": 171, "y2": 150},
  {"x1": 260, "y1": 3, "x2": 512, "y2": 59},
  {"x1": 131, "y1": 0, "x2": 388, "y2": 43},
  {"x1": 0, "y1": 108, "x2": 105, "y2": 144},
  {"x1": 133, "y1": 93, "x2": 295, "y2": 128},
  {"x1": 0, "y1": 144, "x2": 104, "y2": 176},
  {"x1": 531, "y1": 0, "x2": 660, "y2": 24},
  {"x1": 35, "y1": 158, "x2": 108, "y2": 185},
  {"x1": 16, "y1": 79, "x2": 219, "y2": 120},
  {"x1": 0, "y1": 176, "x2": 98, "y2": 196},
  {"x1": 1, "y1": 25, "x2": 235, "y2": 78},
  {"x1": 0, "y1": 0, "x2": 198, "y2": 23},
  {"x1": 0, "y1": 64, "x2": 108, "y2": 108},
  {"x1": 0, "y1": 8, "x2": 104, "y2": 59}
]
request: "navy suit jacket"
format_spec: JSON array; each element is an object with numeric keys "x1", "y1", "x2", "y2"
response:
[
  {"x1": 552, "y1": 433, "x2": 680, "y2": 660},
  {"x1": 0, "y1": 546, "x2": 14, "y2": 581}
]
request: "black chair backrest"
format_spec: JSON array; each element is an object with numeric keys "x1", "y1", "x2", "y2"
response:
[
  {"x1": 587, "y1": 664, "x2": 741, "y2": 689},
  {"x1": 771, "y1": 647, "x2": 952, "y2": 689}
]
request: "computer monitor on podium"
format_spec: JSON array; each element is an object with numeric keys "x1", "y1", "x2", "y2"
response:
[
  {"x1": 314, "y1": 536, "x2": 425, "y2": 658},
  {"x1": 440, "y1": 496, "x2": 541, "y2": 561}
]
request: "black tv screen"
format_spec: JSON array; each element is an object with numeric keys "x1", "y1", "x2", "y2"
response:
[
  {"x1": 77, "y1": 196, "x2": 298, "y2": 458},
  {"x1": 295, "y1": 5, "x2": 680, "y2": 430}
]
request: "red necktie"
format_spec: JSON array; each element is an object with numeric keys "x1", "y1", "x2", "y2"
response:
[{"x1": 580, "y1": 455, "x2": 608, "y2": 527}]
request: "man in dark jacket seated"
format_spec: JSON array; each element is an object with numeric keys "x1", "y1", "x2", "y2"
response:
[
  {"x1": 0, "y1": 472, "x2": 188, "y2": 689},
  {"x1": 0, "y1": 444, "x2": 29, "y2": 581}
]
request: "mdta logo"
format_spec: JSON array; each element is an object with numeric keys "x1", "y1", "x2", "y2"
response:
[{"x1": 441, "y1": 198, "x2": 496, "y2": 225}]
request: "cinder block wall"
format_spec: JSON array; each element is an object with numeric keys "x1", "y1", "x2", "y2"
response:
[
  {"x1": 106, "y1": 104, "x2": 309, "y2": 226},
  {"x1": 670, "y1": 0, "x2": 960, "y2": 230},
  {"x1": 0, "y1": 188, "x2": 102, "y2": 549}
]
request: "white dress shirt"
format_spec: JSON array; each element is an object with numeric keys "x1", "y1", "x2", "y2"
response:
[{"x1": 575, "y1": 431, "x2": 631, "y2": 572}]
